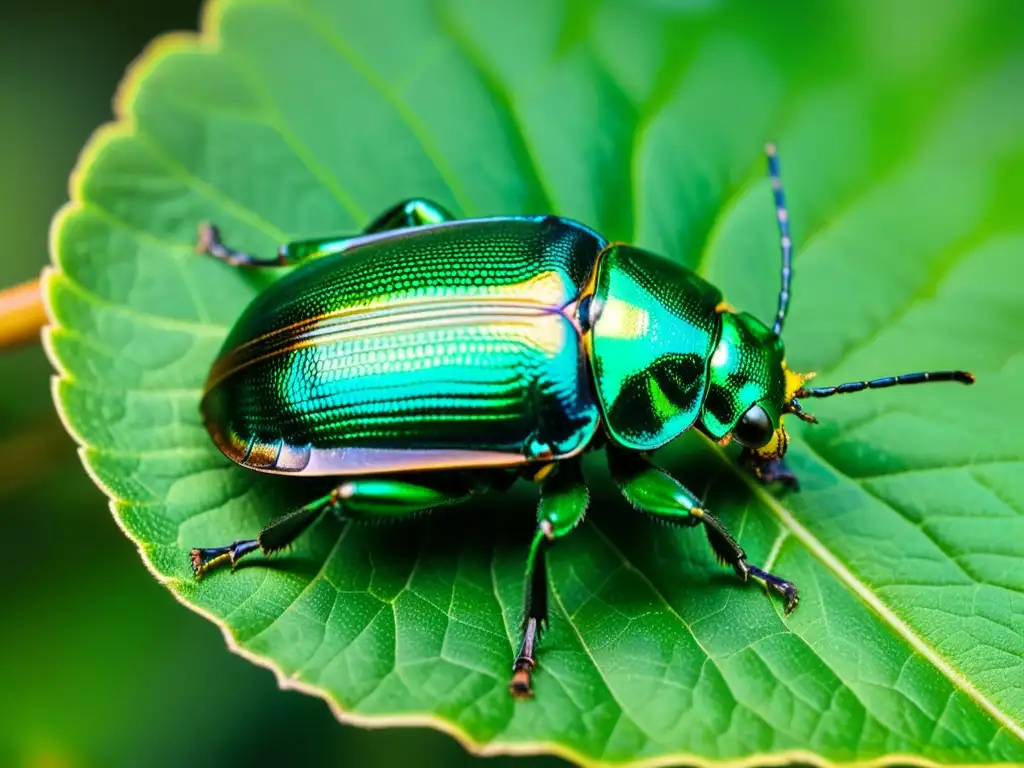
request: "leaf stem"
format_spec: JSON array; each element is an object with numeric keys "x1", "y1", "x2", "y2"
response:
[{"x1": 0, "y1": 277, "x2": 46, "y2": 349}]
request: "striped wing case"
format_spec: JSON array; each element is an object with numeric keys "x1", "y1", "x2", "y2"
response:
[{"x1": 201, "y1": 217, "x2": 606, "y2": 476}]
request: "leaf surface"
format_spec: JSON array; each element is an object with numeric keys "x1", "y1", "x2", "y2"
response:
[{"x1": 46, "y1": 0, "x2": 1024, "y2": 764}]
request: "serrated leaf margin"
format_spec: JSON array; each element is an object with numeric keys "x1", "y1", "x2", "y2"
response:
[{"x1": 39, "y1": 1, "x2": 1024, "y2": 765}]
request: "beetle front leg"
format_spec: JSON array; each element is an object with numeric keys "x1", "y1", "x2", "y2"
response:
[
  {"x1": 197, "y1": 198, "x2": 456, "y2": 270},
  {"x1": 608, "y1": 449, "x2": 799, "y2": 615},
  {"x1": 190, "y1": 474, "x2": 477, "y2": 578},
  {"x1": 512, "y1": 459, "x2": 589, "y2": 699},
  {"x1": 740, "y1": 450, "x2": 800, "y2": 490}
]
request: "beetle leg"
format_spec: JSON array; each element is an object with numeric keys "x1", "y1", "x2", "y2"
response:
[
  {"x1": 197, "y1": 199, "x2": 456, "y2": 270},
  {"x1": 190, "y1": 487, "x2": 340, "y2": 577},
  {"x1": 608, "y1": 449, "x2": 799, "y2": 615},
  {"x1": 511, "y1": 459, "x2": 589, "y2": 700},
  {"x1": 362, "y1": 198, "x2": 456, "y2": 233},
  {"x1": 740, "y1": 450, "x2": 800, "y2": 491},
  {"x1": 190, "y1": 473, "x2": 479, "y2": 578},
  {"x1": 195, "y1": 223, "x2": 288, "y2": 267}
]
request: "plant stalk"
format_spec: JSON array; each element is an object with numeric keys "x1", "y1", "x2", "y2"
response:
[{"x1": 0, "y1": 277, "x2": 46, "y2": 349}]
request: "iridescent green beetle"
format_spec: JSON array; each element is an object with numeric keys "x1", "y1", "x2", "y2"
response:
[{"x1": 190, "y1": 146, "x2": 975, "y2": 698}]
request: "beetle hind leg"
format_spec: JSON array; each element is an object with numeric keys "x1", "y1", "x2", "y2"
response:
[
  {"x1": 196, "y1": 223, "x2": 287, "y2": 267},
  {"x1": 190, "y1": 488, "x2": 339, "y2": 578},
  {"x1": 198, "y1": 199, "x2": 457, "y2": 271},
  {"x1": 189, "y1": 473, "x2": 480, "y2": 579},
  {"x1": 190, "y1": 540, "x2": 260, "y2": 575}
]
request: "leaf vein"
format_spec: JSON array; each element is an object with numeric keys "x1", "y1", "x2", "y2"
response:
[
  {"x1": 130, "y1": 128, "x2": 291, "y2": 241},
  {"x1": 740, "y1": 437, "x2": 1024, "y2": 743}
]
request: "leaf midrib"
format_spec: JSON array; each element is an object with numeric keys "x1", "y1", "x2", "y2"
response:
[
  {"x1": 736, "y1": 434, "x2": 1024, "y2": 744},
  {"x1": 558, "y1": 521, "x2": 805, "y2": 754}
]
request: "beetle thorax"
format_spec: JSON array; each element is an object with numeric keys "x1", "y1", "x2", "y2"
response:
[{"x1": 586, "y1": 244, "x2": 725, "y2": 451}]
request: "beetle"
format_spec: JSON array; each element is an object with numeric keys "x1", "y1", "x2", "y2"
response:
[{"x1": 189, "y1": 145, "x2": 975, "y2": 698}]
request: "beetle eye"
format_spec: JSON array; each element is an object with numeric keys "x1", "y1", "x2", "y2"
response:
[{"x1": 734, "y1": 404, "x2": 773, "y2": 448}]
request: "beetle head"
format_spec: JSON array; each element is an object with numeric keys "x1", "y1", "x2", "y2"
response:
[
  {"x1": 697, "y1": 309, "x2": 809, "y2": 465},
  {"x1": 701, "y1": 144, "x2": 976, "y2": 483},
  {"x1": 697, "y1": 304, "x2": 975, "y2": 478}
]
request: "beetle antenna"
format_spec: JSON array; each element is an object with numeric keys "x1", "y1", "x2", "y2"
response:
[
  {"x1": 795, "y1": 370, "x2": 976, "y2": 398},
  {"x1": 765, "y1": 142, "x2": 793, "y2": 338}
]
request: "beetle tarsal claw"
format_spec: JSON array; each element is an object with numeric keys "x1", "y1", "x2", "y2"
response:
[
  {"x1": 771, "y1": 579, "x2": 800, "y2": 614},
  {"x1": 190, "y1": 540, "x2": 261, "y2": 578},
  {"x1": 189, "y1": 549, "x2": 204, "y2": 577},
  {"x1": 195, "y1": 222, "x2": 216, "y2": 254},
  {"x1": 509, "y1": 660, "x2": 535, "y2": 699},
  {"x1": 190, "y1": 546, "x2": 228, "y2": 578},
  {"x1": 784, "y1": 594, "x2": 800, "y2": 616}
]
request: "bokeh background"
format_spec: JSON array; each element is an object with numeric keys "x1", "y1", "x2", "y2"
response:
[{"x1": 2, "y1": 1, "x2": 1022, "y2": 767}]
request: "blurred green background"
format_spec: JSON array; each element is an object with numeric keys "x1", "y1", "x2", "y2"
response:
[{"x1": 2, "y1": 1, "x2": 1022, "y2": 767}]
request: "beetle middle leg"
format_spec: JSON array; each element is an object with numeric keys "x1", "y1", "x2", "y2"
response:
[
  {"x1": 512, "y1": 458, "x2": 589, "y2": 699},
  {"x1": 196, "y1": 198, "x2": 456, "y2": 269},
  {"x1": 190, "y1": 472, "x2": 479, "y2": 578},
  {"x1": 607, "y1": 448, "x2": 799, "y2": 615}
]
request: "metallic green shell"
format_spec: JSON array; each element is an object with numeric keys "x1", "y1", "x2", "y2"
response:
[
  {"x1": 700, "y1": 311, "x2": 787, "y2": 439},
  {"x1": 588, "y1": 244, "x2": 724, "y2": 451},
  {"x1": 201, "y1": 216, "x2": 606, "y2": 476}
]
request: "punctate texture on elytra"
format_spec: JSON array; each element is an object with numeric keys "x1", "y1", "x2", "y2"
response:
[{"x1": 45, "y1": 0, "x2": 1024, "y2": 765}]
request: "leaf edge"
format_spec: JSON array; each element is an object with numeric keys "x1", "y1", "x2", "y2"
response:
[{"x1": 37, "y1": 0, "x2": 1024, "y2": 765}]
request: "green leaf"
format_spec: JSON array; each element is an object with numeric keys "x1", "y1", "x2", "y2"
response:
[{"x1": 46, "y1": 0, "x2": 1024, "y2": 764}]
